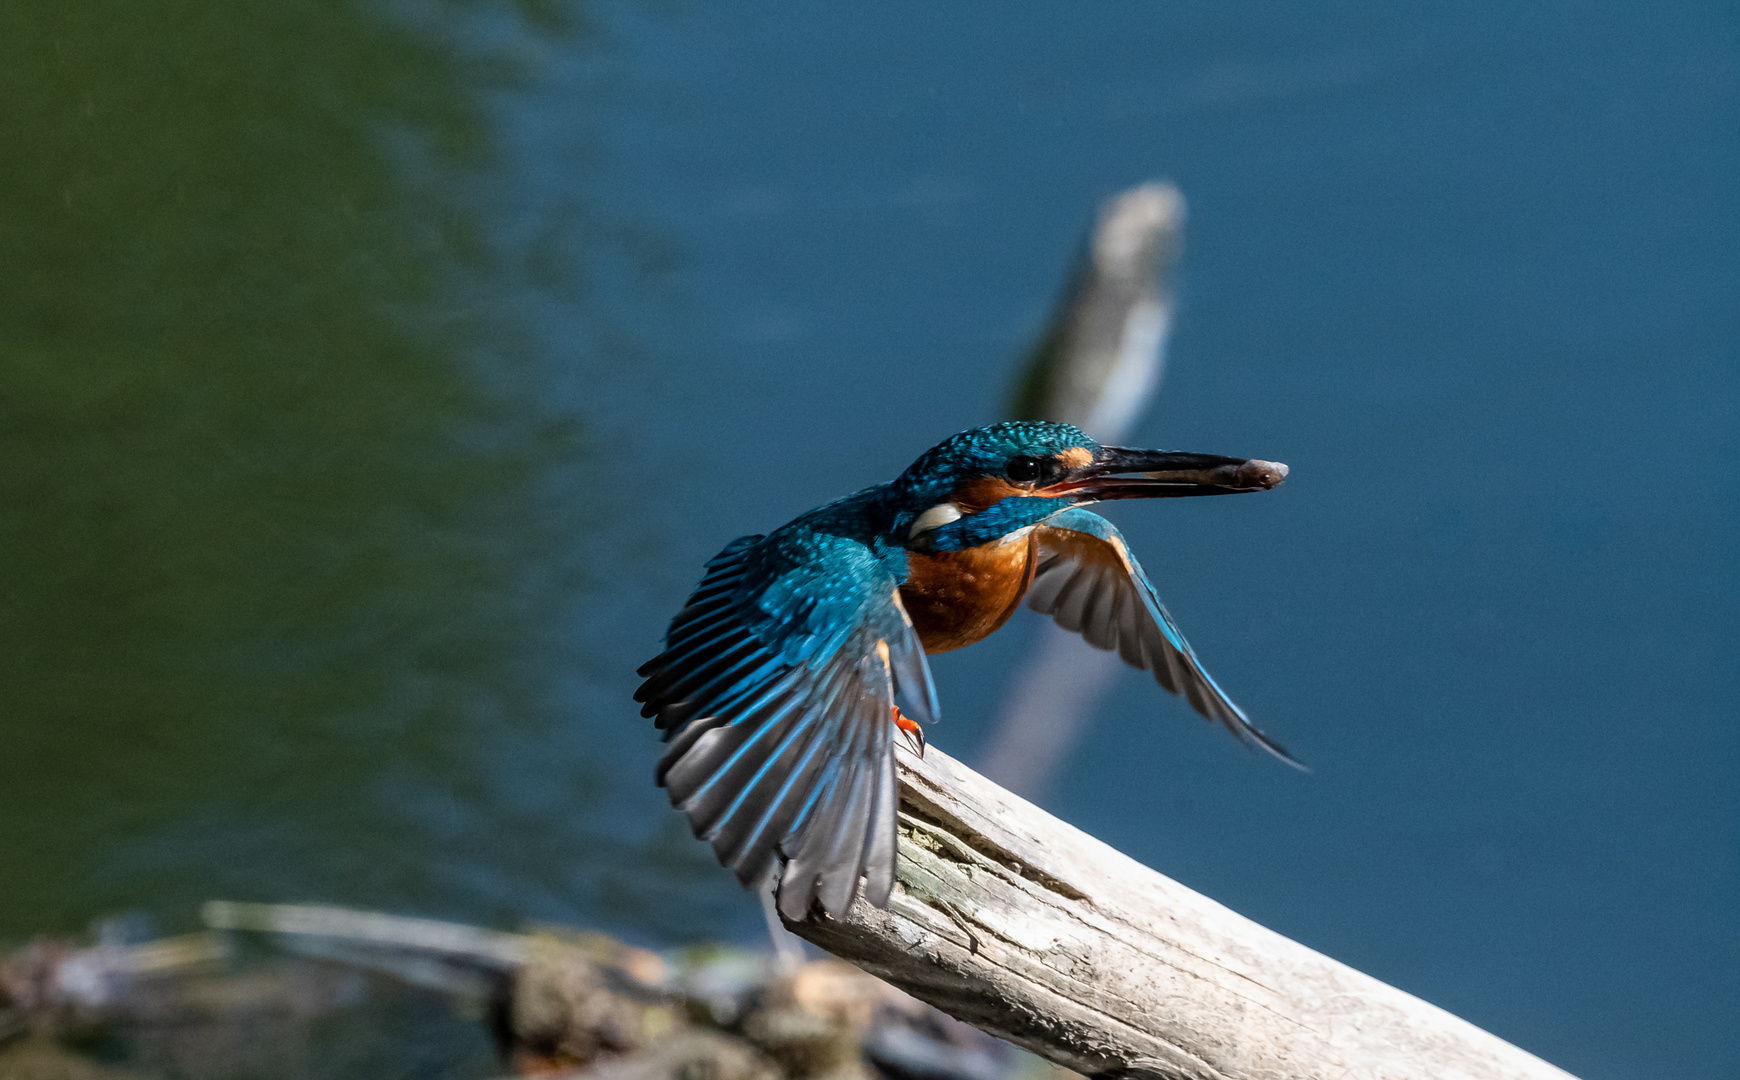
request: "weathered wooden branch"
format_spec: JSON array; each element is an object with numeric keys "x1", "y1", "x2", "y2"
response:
[{"x1": 783, "y1": 746, "x2": 1579, "y2": 1080}]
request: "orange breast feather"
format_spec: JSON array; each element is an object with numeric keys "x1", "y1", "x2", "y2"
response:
[{"x1": 900, "y1": 531, "x2": 1038, "y2": 654}]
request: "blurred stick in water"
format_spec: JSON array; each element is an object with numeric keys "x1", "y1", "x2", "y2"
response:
[
  {"x1": 982, "y1": 182, "x2": 1185, "y2": 797},
  {"x1": 1008, "y1": 182, "x2": 1183, "y2": 439}
]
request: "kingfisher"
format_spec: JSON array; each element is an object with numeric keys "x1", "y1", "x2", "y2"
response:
[{"x1": 636, "y1": 421, "x2": 1291, "y2": 922}]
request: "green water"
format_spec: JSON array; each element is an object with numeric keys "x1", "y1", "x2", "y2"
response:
[{"x1": 0, "y1": 0, "x2": 647, "y2": 939}]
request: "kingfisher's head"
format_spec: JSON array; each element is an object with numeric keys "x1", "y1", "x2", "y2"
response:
[{"x1": 895, "y1": 421, "x2": 1287, "y2": 548}]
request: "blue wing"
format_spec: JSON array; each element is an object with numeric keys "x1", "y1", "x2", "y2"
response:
[
  {"x1": 1028, "y1": 508, "x2": 1299, "y2": 766},
  {"x1": 635, "y1": 527, "x2": 940, "y2": 920}
]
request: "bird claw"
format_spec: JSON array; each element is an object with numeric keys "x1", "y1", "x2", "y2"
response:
[{"x1": 892, "y1": 705, "x2": 926, "y2": 758}]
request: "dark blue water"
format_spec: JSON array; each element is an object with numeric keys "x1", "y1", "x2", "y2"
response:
[
  {"x1": 5, "y1": 3, "x2": 1734, "y2": 1079},
  {"x1": 533, "y1": 4, "x2": 1740, "y2": 1074}
]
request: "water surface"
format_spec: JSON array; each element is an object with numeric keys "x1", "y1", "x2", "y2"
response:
[{"x1": 4, "y1": 4, "x2": 1735, "y2": 1079}]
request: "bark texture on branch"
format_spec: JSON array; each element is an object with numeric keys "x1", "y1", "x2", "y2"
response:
[{"x1": 783, "y1": 746, "x2": 1577, "y2": 1080}]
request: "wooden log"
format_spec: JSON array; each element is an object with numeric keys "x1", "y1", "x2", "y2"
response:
[{"x1": 782, "y1": 746, "x2": 1579, "y2": 1080}]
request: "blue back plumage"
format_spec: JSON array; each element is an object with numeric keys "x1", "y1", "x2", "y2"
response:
[{"x1": 743, "y1": 496, "x2": 903, "y2": 666}]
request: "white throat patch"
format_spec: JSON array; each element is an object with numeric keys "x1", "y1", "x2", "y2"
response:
[{"x1": 907, "y1": 502, "x2": 964, "y2": 539}]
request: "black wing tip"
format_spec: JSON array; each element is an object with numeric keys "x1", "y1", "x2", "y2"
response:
[
  {"x1": 1164, "y1": 672, "x2": 1309, "y2": 771},
  {"x1": 1237, "y1": 724, "x2": 1309, "y2": 772},
  {"x1": 774, "y1": 868, "x2": 880, "y2": 923},
  {"x1": 774, "y1": 868, "x2": 823, "y2": 923},
  {"x1": 731, "y1": 852, "x2": 778, "y2": 890}
]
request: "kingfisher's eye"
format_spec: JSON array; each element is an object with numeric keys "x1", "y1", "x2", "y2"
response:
[{"x1": 1005, "y1": 455, "x2": 1044, "y2": 483}]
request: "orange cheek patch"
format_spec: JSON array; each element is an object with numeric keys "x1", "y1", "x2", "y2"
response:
[
  {"x1": 1058, "y1": 446, "x2": 1094, "y2": 469},
  {"x1": 951, "y1": 477, "x2": 1026, "y2": 513}
]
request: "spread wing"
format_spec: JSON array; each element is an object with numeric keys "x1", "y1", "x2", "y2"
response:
[
  {"x1": 635, "y1": 528, "x2": 940, "y2": 921},
  {"x1": 1027, "y1": 508, "x2": 1298, "y2": 765}
]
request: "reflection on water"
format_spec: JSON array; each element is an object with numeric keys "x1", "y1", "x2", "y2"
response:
[{"x1": 0, "y1": 1, "x2": 692, "y2": 941}]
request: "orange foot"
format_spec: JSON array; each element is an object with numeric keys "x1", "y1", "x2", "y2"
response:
[{"x1": 892, "y1": 704, "x2": 926, "y2": 757}]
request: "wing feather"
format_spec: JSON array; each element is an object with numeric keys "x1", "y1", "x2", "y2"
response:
[
  {"x1": 811, "y1": 736, "x2": 877, "y2": 917},
  {"x1": 857, "y1": 716, "x2": 898, "y2": 907},
  {"x1": 1029, "y1": 509, "x2": 1299, "y2": 766},
  {"x1": 776, "y1": 731, "x2": 860, "y2": 920},
  {"x1": 637, "y1": 528, "x2": 938, "y2": 919}
]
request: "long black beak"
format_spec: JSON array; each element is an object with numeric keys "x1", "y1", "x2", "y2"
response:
[{"x1": 1040, "y1": 446, "x2": 1289, "y2": 501}]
